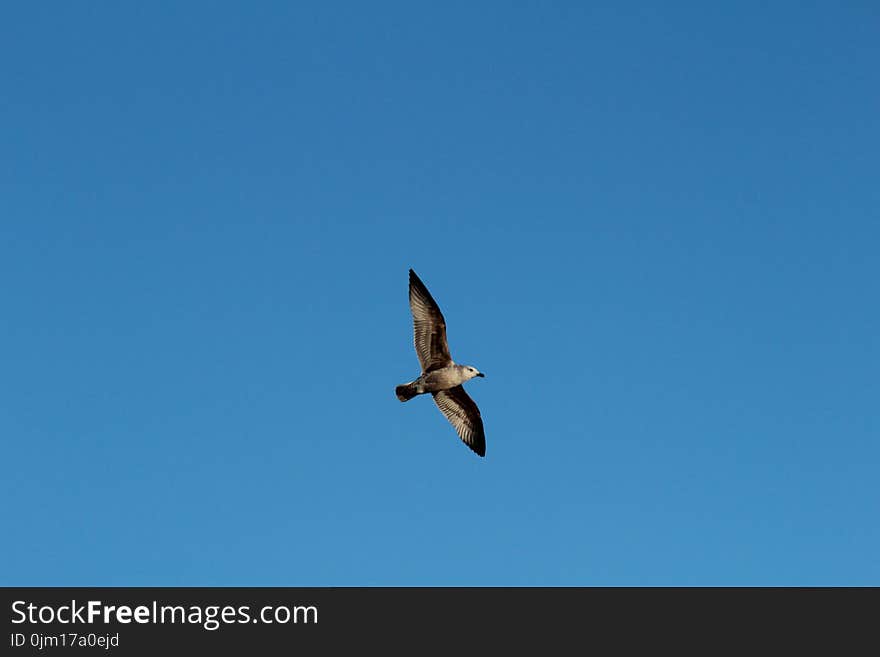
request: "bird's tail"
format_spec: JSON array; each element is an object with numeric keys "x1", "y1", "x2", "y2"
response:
[{"x1": 396, "y1": 382, "x2": 419, "y2": 402}]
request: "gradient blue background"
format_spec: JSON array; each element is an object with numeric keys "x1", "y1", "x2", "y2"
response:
[{"x1": 2, "y1": 2, "x2": 878, "y2": 585}]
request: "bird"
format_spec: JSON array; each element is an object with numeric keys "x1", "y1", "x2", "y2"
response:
[{"x1": 396, "y1": 269, "x2": 487, "y2": 457}]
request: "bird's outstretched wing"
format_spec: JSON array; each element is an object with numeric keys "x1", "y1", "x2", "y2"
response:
[
  {"x1": 432, "y1": 386, "x2": 486, "y2": 457},
  {"x1": 408, "y1": 269, "x2": 453, "y2": 373}
]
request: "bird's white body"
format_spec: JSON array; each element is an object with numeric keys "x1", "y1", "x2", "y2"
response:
[{"x1": 404, "y1": 364, "x2": 483, "y2": 396}]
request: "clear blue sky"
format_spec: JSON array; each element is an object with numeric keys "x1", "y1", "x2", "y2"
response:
[{"x1": 2, "y1": 2, "x2": 877, "y2": 585}]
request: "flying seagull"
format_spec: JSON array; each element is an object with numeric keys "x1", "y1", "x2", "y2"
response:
[{"x1": 396, "y1": 269, "x2": 486, "y2": 457}]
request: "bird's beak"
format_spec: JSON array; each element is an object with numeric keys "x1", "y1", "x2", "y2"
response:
[{"x1": 477, "y1": 372, "x2": 485, "y2": 377}]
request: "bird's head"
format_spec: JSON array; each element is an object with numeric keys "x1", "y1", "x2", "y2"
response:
[{"x1": 464, "y1": 365, "x2": 485, "y2": 380}]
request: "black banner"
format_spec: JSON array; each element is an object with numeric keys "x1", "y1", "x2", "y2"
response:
[{"x1": 2, "y1": 588, "x2": 875, "y2": 653}]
